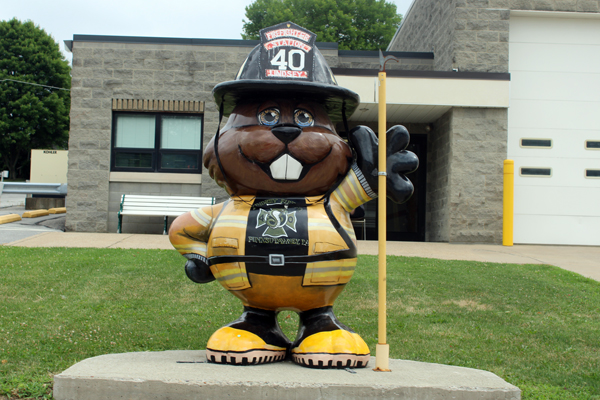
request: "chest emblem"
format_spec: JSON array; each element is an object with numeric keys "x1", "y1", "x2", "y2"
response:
[{"x1": 256, "y1": 208, "x2": 297, "y2": 238}]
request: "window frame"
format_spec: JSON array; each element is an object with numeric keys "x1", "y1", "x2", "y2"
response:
[
  {"x1": 519, "y1": 167, "x2": 552, "y2": 177},
  {"x1": 585, "y1": 140, "x2": 600, "y2": 150},
  {"x1": 520, "y1": 138, "x2": 553, "y2": 149},
  {"x1": 585, "y1": 169, "x2": 600, "y2": 179},
  {"x1": 111, "y1": 111, "x2": 204, "y2": 174}
]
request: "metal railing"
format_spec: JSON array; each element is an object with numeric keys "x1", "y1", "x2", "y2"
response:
[{"x1": 0, "y1": 182, "x2": 67, "y2": 196}]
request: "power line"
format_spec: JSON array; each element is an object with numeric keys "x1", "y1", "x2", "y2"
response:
[{"x1": 0, "y1": 78, "x2": 70, "y2": 91}]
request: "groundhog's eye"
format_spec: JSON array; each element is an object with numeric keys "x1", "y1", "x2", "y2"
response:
[
  {"x1": 258, "y1": 108, "x2": 280, "y2": 126},
  {"x1": 294, "y1": 109, "x2": 314, "y2": 127}
]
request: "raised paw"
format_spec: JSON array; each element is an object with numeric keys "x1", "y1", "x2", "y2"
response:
[{"x1": 347, "y1": 124, "x2": 419, "y2": 204}]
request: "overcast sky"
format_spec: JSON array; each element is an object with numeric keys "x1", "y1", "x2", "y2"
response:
[{"x1": 1, "y1": 0, "x2": 413, "y2": 63}]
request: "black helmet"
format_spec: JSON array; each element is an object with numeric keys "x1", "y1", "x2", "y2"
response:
[{"x1": 212, "y1": 21, "x2": 360, "y2": 122}]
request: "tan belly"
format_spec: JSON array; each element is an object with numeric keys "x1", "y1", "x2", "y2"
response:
[{"x1": 228, "y1": 274, "x2": 346, "y2": 312}]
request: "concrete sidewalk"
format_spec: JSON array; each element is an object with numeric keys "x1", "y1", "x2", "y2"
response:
[{"x1": 5, "y1": 231, "x2": 600, "y2": 281}]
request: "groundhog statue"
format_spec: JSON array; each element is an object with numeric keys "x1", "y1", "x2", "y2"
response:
[{"x1": 169, "y1": 22, "x2": 418, "y2": 369}]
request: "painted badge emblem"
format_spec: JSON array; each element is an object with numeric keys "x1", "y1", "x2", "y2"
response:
[
  {"x1": 260, "y1": 21, "x2": 316, "y2": 81},
  {"x1": 256, "y1": 208, "x2": 297, "y2": 238}
]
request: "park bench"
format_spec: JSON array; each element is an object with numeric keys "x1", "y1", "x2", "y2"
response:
[{"x1": 117, "y1": 194, "x2": 215, "y2": 235}]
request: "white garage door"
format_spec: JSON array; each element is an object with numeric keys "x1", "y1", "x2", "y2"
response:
[{"x1": 508, "y1": 12, "x2": 600, "y2": 245}]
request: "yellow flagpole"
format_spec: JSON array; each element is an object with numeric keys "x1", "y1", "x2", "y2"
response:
[{"x1": 374, "y1": 71, "x2": 390, "y2": 372}]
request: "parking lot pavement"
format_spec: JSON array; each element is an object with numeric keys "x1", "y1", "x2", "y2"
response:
[
  {"x1": 0, "y1": 193, "x2": 26, "y2": 208},
  {"x1": 0, "y1": 203, "x2": 65, "y2": 244}
]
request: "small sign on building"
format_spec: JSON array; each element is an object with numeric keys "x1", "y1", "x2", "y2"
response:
[{"x1": 30, "y1": 150, "x2": 68, "y2": 184}]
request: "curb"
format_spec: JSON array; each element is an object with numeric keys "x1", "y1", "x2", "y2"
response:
[
  {"x1": 22, "y1": 209, "x2": 50, "y2": 218},
  {"x1": 0, "y1": 214, "x2": 22, "y2": 225}
]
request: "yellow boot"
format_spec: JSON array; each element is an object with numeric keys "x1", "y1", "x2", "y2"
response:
[
  {"x1": 206, "y1": 307, "x2": 290, "y2": 365},
  {"x1": 291, "y1": 306, "x2": 370, "y2": 368}
]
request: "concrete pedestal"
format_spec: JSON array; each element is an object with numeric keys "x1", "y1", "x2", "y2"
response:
[{"x1": 53, "y1": 350, "x2": 520, "y2": 400}]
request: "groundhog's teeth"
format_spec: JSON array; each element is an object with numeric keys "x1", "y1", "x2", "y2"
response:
[{"x1": 270, "y1": 154, "x2": 303, "y2": 180}]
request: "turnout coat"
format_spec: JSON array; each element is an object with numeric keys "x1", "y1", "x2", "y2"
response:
[{"x1": 170, "y1": 165, "x2": 376, "y2": 312}]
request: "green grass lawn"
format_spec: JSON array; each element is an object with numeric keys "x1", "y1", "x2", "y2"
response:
[{"x1": 0, "y1": 246, "x2": 599, "y2": 399}]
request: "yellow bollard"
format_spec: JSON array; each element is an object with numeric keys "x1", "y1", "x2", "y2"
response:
[
  {"x1": 375, "y1": 71, "x2": 391, "y2": 372},
  {"x1": 503, "y1": 160, "x2": 514, "y2": 246}
]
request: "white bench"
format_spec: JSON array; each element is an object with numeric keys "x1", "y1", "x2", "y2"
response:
[{"x1": 117, "y1": 194, "x2": 215, "y2": 235}]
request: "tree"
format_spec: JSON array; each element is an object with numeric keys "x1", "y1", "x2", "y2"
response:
[
  {"x1": 0, "y1": 18, "x2": 71, "y2": 179},
  {"x1": 241, "y1": 0, "x2": 401, "y2": 51}
]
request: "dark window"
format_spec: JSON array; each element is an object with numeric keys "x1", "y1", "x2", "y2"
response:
[
  {"x1": 521, "y1": 138, "x2": 552, "y2": 148},
  {"x1": 520, "y1": 167, "x2": 552, "y2": 177},
  {"x1": 111, "y1": 113, "x2": 203, "y2": 173},
  {"x1": 585, "y1": 141, "x2": 600, "y2": 149},
  {"x1": 586, "y1": 169, "x2": 600, "y2": 178}
]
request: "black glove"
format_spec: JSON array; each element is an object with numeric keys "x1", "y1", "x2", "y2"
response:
[
  {"x1": 184, "y1": 256, "x2": 215, "y2": 284},
  {"x1": 348, "y1": 125, "x2": 419, "y2": 204}
]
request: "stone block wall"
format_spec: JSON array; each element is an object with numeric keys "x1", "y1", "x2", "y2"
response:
[
  {"x1": 425, "y1": 108, "x2": 506, "y2": 243},
  {"x1": 453, "y1": 3, "x2": 510, "y2": 72},
  {"x1": 67, "y1": 40, "x2": 254, "y2": 232},
  {"x1": 449, "y1": 108, "x2": 507, "y2": 243},
  {"x1": 425, "y1": 110, "x2": 452, "y2": 242},
  {"x1": 506, "y1": 0, "x2": 599, "y2": 12},
  {"x1": 387, "y1": 0, "x2": 456, "y2": 71},
  {"x1": 390, "y1": 0, "x2": 599, "y2": 73}
]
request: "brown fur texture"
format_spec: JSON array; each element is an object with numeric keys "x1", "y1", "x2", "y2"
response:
[{"x1": 204, "y1": 99, "x2": 352, "y2": 197}]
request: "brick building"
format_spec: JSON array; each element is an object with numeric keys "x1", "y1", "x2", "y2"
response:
[{"x1": 65, "y1": 0, "x2": 600, "y2": 245}]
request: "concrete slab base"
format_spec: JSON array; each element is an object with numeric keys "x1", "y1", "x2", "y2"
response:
[{"x1": 53, "y1": 350, "x2": 520, "y2": 400}]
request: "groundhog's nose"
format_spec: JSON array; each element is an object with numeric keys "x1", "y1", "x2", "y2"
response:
[{"x1": 271, "y1": 124, "x2": 302, "y2": 144}]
